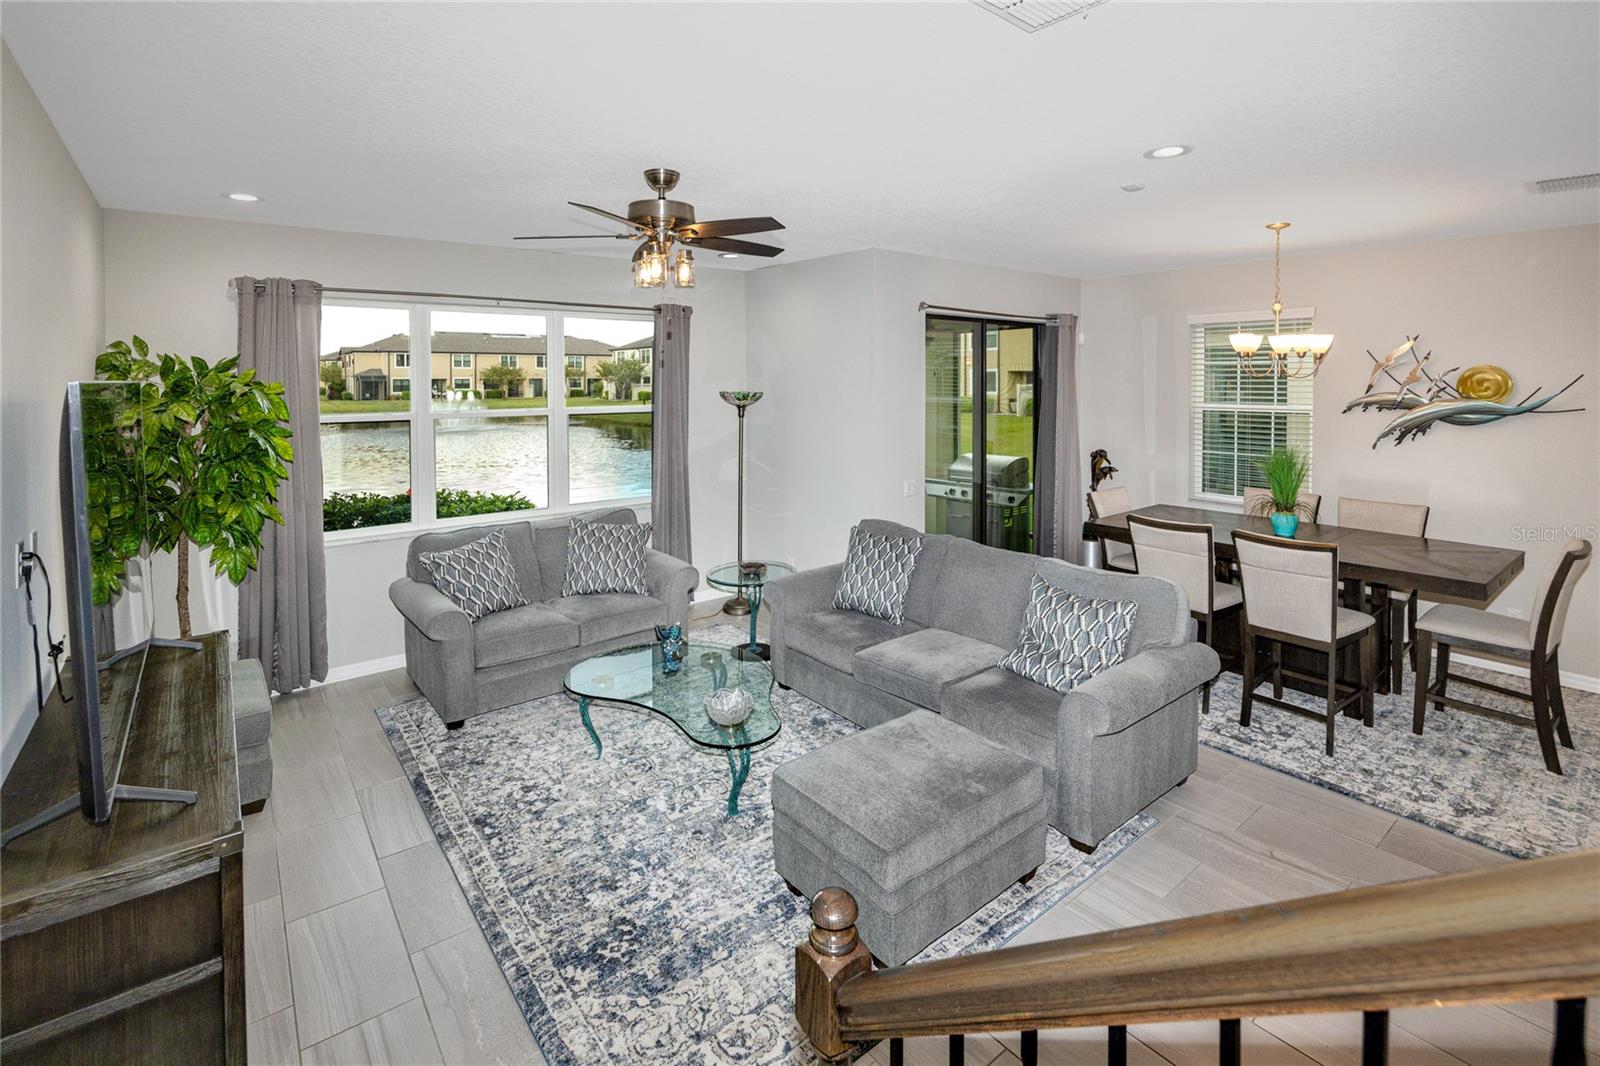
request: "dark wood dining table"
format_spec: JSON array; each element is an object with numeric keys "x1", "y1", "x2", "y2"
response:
[
  {"x1": 1085, "y1": 503, "x2": 1524, "y2": 603},
  {"x1": 1082, "y1": 503, "x2": 1526, "y2": 703}
]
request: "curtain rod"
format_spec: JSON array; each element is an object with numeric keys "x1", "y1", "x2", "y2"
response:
[
  {"x1": 230, "y1": 280, "x2": 655, "y2": 313},
  {"x1": 918, "y1": 301, "x2": 1055, "y2": 325}
]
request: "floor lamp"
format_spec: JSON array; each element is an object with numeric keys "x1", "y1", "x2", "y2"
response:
[{"x1": 719, "y1": 390, "x2": 763, "y2": 616}]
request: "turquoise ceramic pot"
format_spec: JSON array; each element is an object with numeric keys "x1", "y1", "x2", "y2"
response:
[{"x1": 1270, "y1": 511, "x2": 1300, "y2": 538}]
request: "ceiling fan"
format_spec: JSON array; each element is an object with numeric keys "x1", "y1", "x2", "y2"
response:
[{"x1": 514, "y1": 168, "x2": 785, "y2": 288}]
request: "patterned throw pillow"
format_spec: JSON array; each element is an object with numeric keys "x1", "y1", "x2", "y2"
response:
[
  {"x1": 563, "y1": 518, "x2": 652, "y2": 596},
  {"x1": 418, "y1": 529, "x2": 528, "y2": 621},
  {"x1": 832, "y1": 525, "x2": 924, "y2": 624},
  {"x1": 999, "y1": 577, "x2": 1139, "y2": 694}
]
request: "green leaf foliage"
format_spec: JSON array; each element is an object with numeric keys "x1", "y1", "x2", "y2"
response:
[
  {"x1": 93, "y1": 337, "x2": 295, "y2": 598},
  {"x1": 1255, "y1": 446, "x2": 1311, "y2": 515}
]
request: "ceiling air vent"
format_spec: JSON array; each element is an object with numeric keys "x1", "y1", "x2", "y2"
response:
[
  {"x1": 971, "y1": 0, "x2": 1109, "y2": 33},
  {"x1": 1532, "y1": 173, "x2": 1600, "y2": 194}
]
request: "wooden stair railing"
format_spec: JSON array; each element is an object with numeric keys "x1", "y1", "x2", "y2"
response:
[{"x1": 795, "y1": 849, "x2": 1600, "y2": 1064}]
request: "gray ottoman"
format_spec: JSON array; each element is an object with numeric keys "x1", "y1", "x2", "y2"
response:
[
  {"x1": 230, "y1": 658, "x2": 273, "y2": 815},
  {"x1": 772, "y1": 709, "x2": 1047, "y2": 966}
]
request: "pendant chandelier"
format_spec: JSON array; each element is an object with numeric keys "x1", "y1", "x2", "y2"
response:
[{"x1": 1229, "y1": 222, "x2": 1333, "y2": 379}]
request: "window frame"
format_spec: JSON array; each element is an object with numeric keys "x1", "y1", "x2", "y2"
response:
[
  {"x1": 319, "y1": 298, "x2": 654, "y2": 543},
  {"x1": 1187, "y1": 308, "x2": 1316, "y2": 506}
]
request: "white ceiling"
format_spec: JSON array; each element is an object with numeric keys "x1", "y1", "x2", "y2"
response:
[{"x1": 4, "y1": 1, "x2": 1597, "y2": 278}]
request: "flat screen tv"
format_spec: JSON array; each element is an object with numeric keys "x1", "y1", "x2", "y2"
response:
[{"x1": 0, "y1": 381, "x2": 197, "y2": 847}]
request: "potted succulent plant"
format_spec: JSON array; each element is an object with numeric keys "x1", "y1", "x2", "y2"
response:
[{"x1": 1255, "y1": 446, "x2": 1311, "y2": 538}]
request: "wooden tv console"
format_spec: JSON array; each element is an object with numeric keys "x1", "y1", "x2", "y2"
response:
[{"x1": 1, "y1": 633, "x2": 244, "y2": 1064}]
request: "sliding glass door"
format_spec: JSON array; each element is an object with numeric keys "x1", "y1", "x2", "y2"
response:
[{"x1": 924, "y1": 315, "x2": 1039, "y2": 553}]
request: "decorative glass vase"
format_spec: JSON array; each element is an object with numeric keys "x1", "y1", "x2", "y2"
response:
[
  {"x1": 1270, "y1": 511, "x2": 1300, "y2": 538},
  {"x1": 705, "y1": 687, "x2": 753, "y2": 727},
  {"x1": 655, "y1": 624, "x2": 685, "y2": 675}
]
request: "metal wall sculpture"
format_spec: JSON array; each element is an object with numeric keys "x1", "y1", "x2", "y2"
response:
[{"x1": 1343, "y1": 336, "x2": 1585, "y2": 447}]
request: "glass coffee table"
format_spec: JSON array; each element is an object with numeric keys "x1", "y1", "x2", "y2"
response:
[
  {"x1": 706, "y1": 560, "x2": 797, "y2": 661},
  {"x1": 563, "y1": 640, "x2": 780, "y2": 816}
]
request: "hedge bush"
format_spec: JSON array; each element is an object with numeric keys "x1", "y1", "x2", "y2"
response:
[
  {"x1": 635, "y1": 389, "x2": 651, "y2": 403},
  {"x1": 322, "y1": 488, "x2": 537, "y2": 532}
]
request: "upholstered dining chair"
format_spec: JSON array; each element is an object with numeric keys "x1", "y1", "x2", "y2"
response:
[
  {"x1": 1243, "y1": 487, "x2": 1322, "y2": 522},
  {"x1": 1129, "y1": 514, "x2": 1241, "y2": 715},
  {"x1": 1232, "y1": 530, "x2": 1378, "y2": 756},
  {"x1": 1086, "y1": 486, "x2": 1137, "y2": 573},
  {"x1": 1338, "y1": 497, "x2": 1431, "y2": 695},
  {"x1": 1413, "y1": 538, "x2": 1592, "y2": 775}
]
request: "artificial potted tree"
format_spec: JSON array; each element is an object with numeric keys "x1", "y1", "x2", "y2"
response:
[
  {"x1": 1255, "y1": 446, "x2": 1311, "y2": 538},
  {"x1": 97, "y1": 337, "x2": 294, "y2": 638}
]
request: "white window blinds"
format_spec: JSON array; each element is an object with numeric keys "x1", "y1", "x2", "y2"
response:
[{"x1": 1189, "y1": 315, "x2": 1314, "y2": 500}]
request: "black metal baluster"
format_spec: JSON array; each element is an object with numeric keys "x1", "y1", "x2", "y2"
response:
[
  {"x1": 1553, "y1": 999, "x2": 1586, "y2": 1066},
  {"x1": 949, "y1": 1032, "x2": 965, "y2": 1065},
  {"x1": 1108, "y1": 1023, "x2": 1127, "y2": 1066},
  {"x1": 889, "y1": 1037, "x2": 904, "y2": 1066},
  {"x1": 1020, "y1": 1029, "x2": 1038, "y2": 1066},
  {"x1": 1219, "y1": 1019, "x2": 1241, "y2": 1066},
  {"x1": 1362, "y1": 1010, "x2": 1389, "y2": 1066}
]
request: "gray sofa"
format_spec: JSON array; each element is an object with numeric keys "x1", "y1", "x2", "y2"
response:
[
  {"x1": 765, "y1": 518, "x2": 1219, "y2": 848},
  {"x1": 388, "y1": 508, "x2": 698, "y2": 727}
]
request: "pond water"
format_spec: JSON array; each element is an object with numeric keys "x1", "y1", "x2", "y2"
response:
[{"x1": 321, "y1": 415, "x2": 652, "y2": 508}]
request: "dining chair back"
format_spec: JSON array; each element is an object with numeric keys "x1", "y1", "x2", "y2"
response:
[
  {"x1": 1338, "y1": 497, "x2": 1431, "y2": 694},
  {"x1": 1130, "y1": 515, "x2": 1237, "y2": 714},
  {"x1": 1232, "y1": 529, "x2": 1378, "y2": 755},
  {"x1": 1233, "y1": 530, "x2": 1340, "y2": 643},
  {"x1": 1413, "y1": 539, "x2": 1592, "y2": 774},
  {"x1": 1338, "y1": 497, "x2": 1429, "y2": 537},
  {"x1": 1128, "y1": 515, "x2": 1215, "y2": 614},
  {"x1": 1535, "y1": 538, "x2": 1592, "y2": 653},
  {"x1": 1087, "y1": 486, "x2": 1132, "y2": 519},
  {"x1": 1087, "y1": 487, "x2": 1137, "y2": 572}
]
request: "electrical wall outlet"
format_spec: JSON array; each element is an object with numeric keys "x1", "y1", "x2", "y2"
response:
[
  {"x1": 14, "y1": 541, "x2": 26, "y2": 589},
  {"x1": 903, "y1": 479, "x2": 918, "y2": 498},
  {"x1": 15, "y1": 532, "x2": 37, "y2": 589}
]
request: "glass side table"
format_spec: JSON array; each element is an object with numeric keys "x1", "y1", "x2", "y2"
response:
[{"x1": 705, "y1": 561, "x2": 796, "y2": 661}]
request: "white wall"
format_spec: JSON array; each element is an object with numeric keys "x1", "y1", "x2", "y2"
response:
[
  {"x1": 743, "y1": 248, "x2": 1080, "y2": 570},
  {"x1": 1, "y1": 42, "x2": 106, "y2": 774},
  {"x1": 1079, "y1": 224, "x2": 1600, "y2": 680},
  {"x1": 102, "y1": 211, "x2": 747, "y2": 672}
]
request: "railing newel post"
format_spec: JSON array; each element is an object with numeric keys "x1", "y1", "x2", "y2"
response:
[
  {"x1": 1219, "y1": 1018, "x2": 1241, "y2": 1066},
  {"x1": 794, "y1": 887, "x2": 872, "y2": 1062}
]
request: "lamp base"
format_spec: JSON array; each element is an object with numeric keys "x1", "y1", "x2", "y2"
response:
[{"x1": 722, "y1": 593, "x2": 751, "y2": 617}]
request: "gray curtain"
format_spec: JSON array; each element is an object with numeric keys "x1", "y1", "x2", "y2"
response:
[
  {"x1": 234, "y1": 277, "x2": 328, "y2": 692},
  {"x1": 1035, "y1": 313, "x2": 1083, "y2": 564},
  {"x1": 651, "y1": 304, "x2": 693, "y2": 565}
]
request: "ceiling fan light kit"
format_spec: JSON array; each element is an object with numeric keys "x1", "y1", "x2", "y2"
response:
[
  {"x1": 1229, "y1": 221, "x2": 1335, "y2": 380},
  {"x1": 516, "y1": 167, "x2": 784, "y2": 289}
]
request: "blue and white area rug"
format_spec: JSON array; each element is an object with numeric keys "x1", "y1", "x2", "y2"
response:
[
  {"x1": 377, "y1": 625, "x2": 1151, "y2": 1065},
  {"x1": 1203, "y1": 664, "x2": 1599, "y2": 858}
]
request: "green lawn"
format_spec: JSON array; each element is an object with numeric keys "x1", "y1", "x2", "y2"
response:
[
  {"x1": 956, "y1": 414, "x2": 1036, "y2": 466},
  {"x1": 319, "y1": 395, "x2": 649, "y2": 415}
]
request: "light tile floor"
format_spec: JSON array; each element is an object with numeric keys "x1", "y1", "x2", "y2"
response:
[{"x1": 245, "y1": 629, "x2": 1592, "y2": 1064}]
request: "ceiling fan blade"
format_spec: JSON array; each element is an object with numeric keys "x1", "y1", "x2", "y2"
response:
[
  {"x1": 513, "y1": 234, "x2": 630, "y2": 240},
  {"x1": 685, "y1": 236, "x2": 785, "y2": 257},
  {"x1": 677, "y1": 216, "x2": 785, "y2": 240},
  {"x1": 569, "y1": 201, "x2": 645, "y2": 230}
]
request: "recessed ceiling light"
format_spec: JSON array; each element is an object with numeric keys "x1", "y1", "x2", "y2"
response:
[
  {"x1": 1143, "y1": 145, "x2": 1191, "y2": 159},
  {"x1": 225, "y1": 192, "x2": 261, "y2": 202},
  {"x1": 1121, "y1": 183, "x2": 1146, "y2": 193},
  {"x1": 718, "y1": 252, "x2": 740, "y2": 259}
]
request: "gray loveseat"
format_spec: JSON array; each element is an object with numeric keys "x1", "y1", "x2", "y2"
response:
[
  {"x1": 389, "y1": 508, "x2": 698, "y2": 727},
  {"x1": 765, "y1": 518, "x2": 1219, "y2": 848}
]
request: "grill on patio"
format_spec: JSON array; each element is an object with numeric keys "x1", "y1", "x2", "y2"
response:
[{"x1": 926, "y1": 452, "x2": 1033, "y2": 552}]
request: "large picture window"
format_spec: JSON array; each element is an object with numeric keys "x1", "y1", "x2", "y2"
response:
[
  {"x1": 1189, "y1": 312, "x2": 1314, "y2": 501},
  {"x1": 318, "y1": 302, "x2": 653, "y2": 533}
]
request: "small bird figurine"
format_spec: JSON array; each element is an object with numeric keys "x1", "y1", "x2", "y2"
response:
[
  {"x1": 1365, "y1": 337, "x2": 1417, "y2": 393},
  {"x1": 1393, "y1": 352, "x2": 1432, "y2": 402}
]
